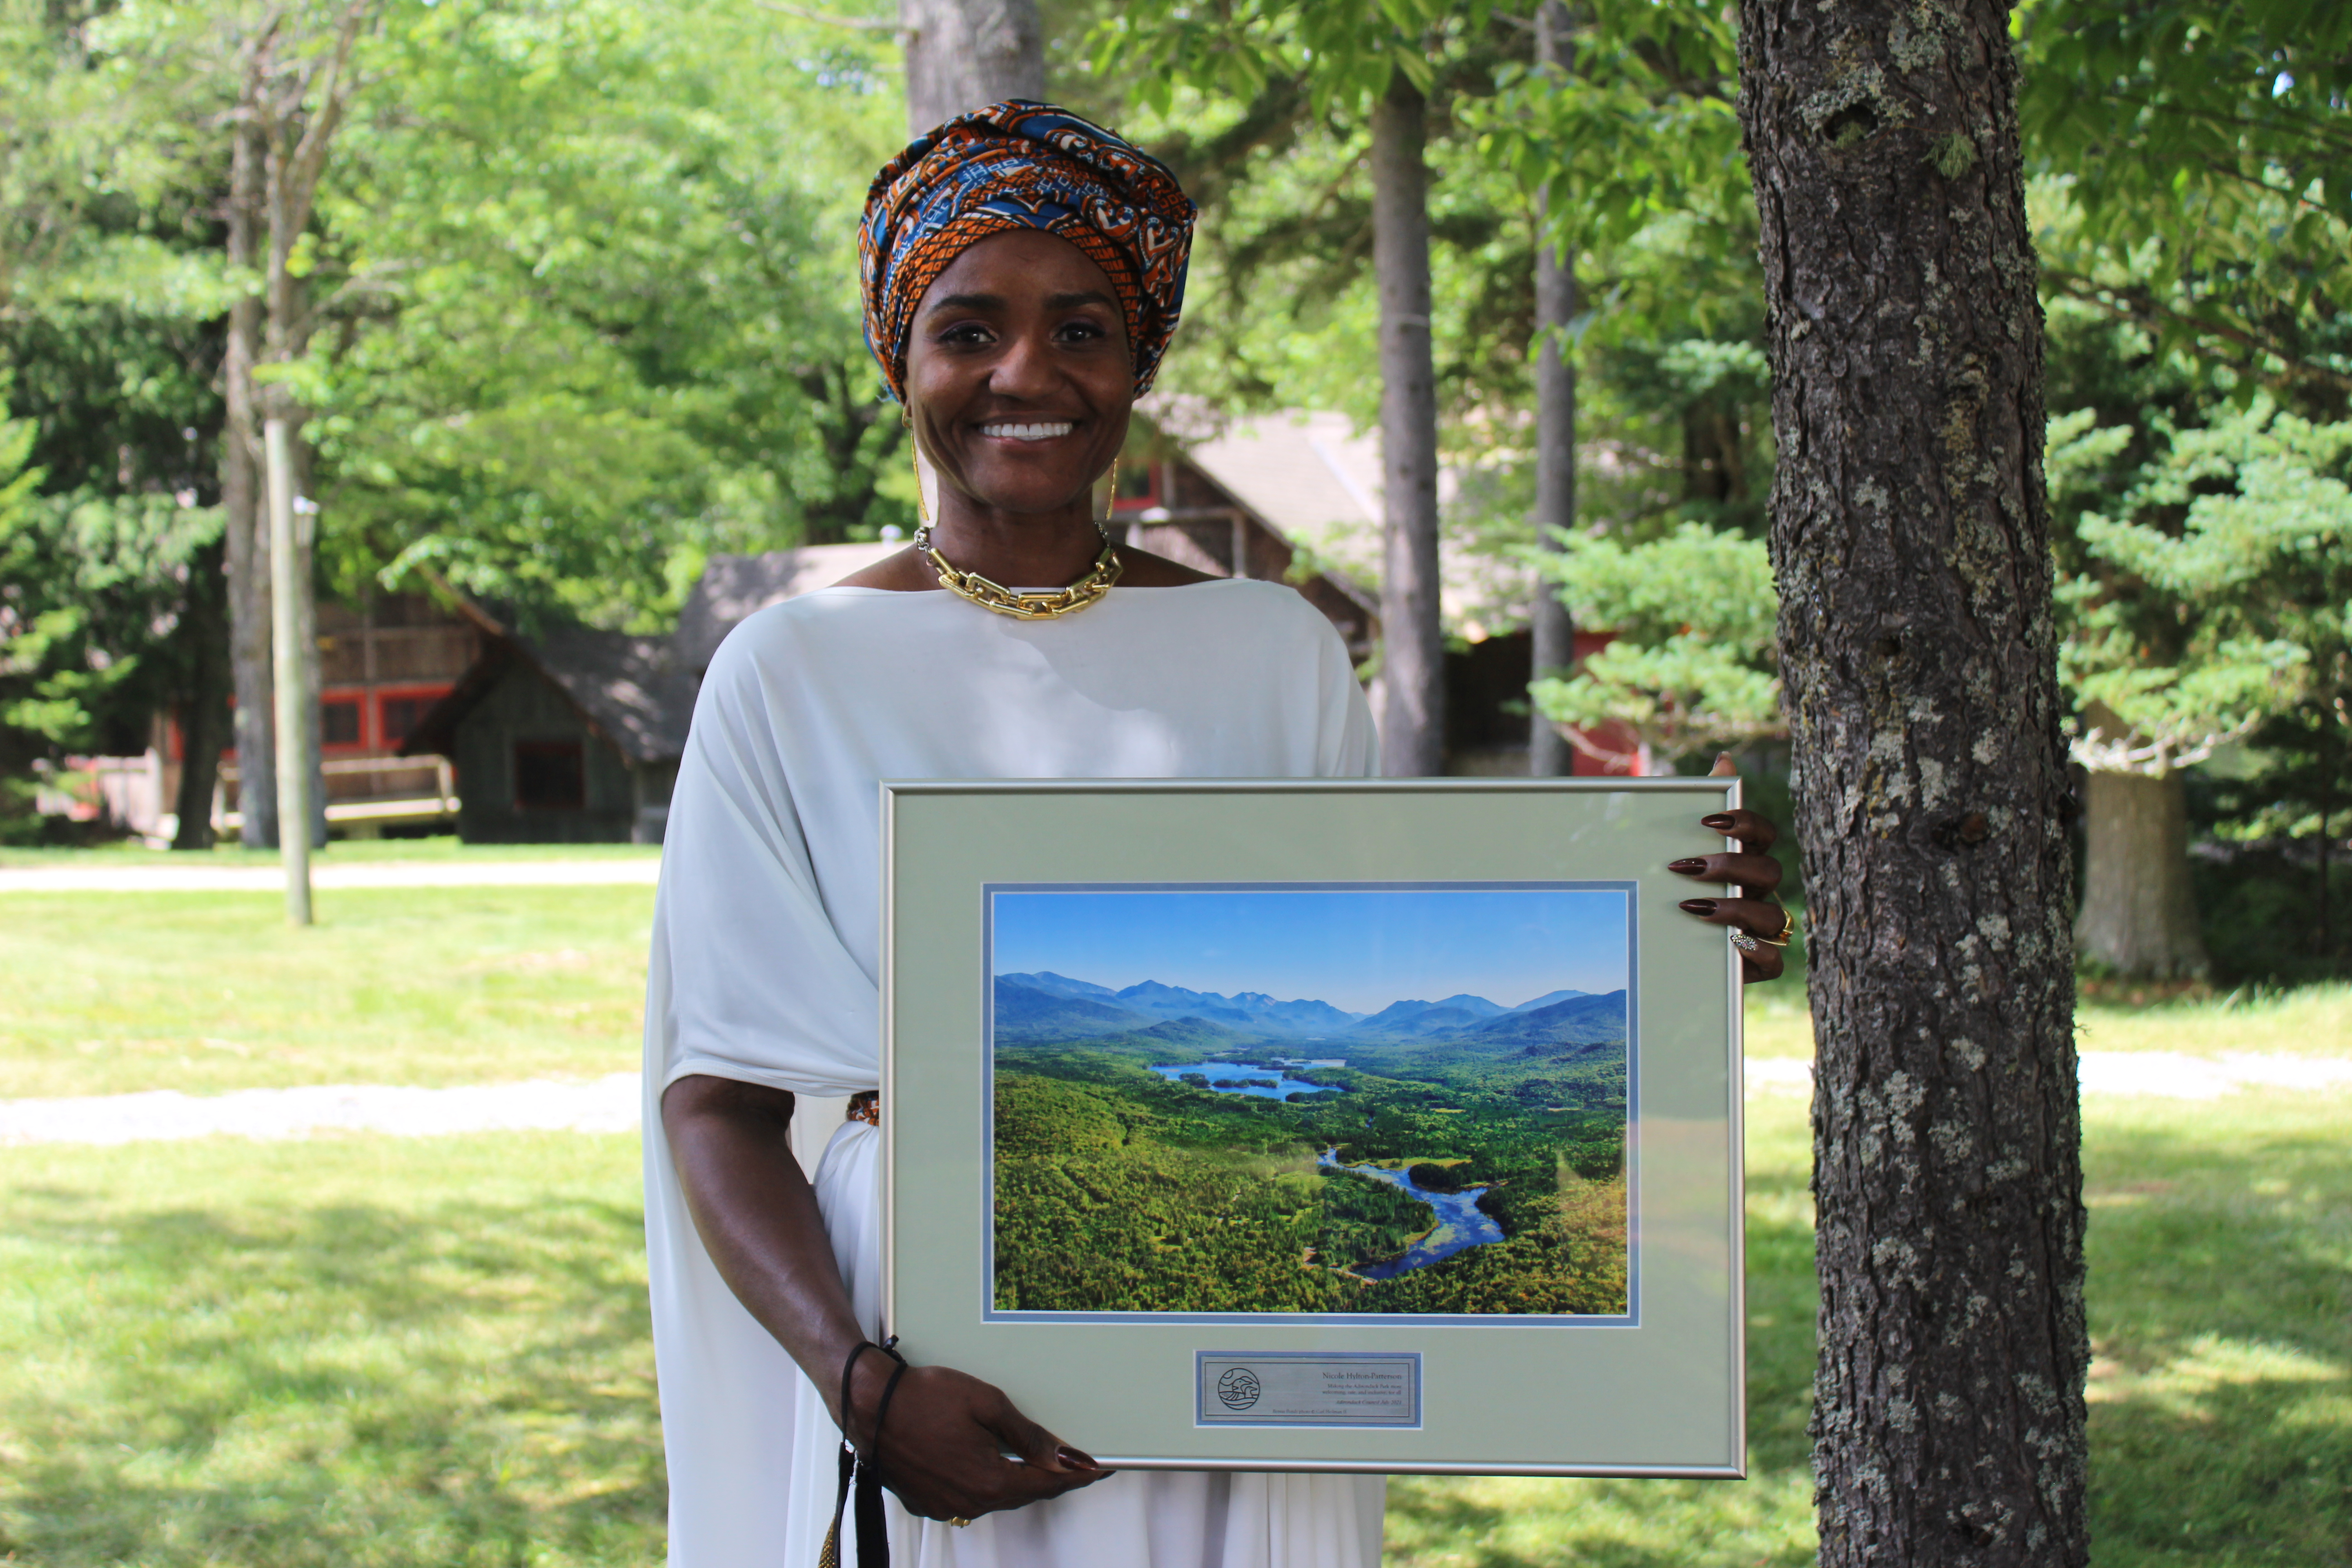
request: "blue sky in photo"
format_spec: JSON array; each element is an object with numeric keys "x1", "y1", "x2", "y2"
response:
[{"x1": 990, "y1": 886, "x2": 1630, "y2": 1014}]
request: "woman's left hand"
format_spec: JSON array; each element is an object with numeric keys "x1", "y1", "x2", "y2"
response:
[{"x1": 1670, "y1": 753, "x2": 1793, "y2": 985}]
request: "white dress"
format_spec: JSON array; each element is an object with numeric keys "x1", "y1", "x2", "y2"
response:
[{"x1": 642, "y1": 580, "x2": 1387, "y2": 1568}]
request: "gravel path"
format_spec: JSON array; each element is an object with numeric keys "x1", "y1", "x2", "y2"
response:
[
  {"x1": 1, "y1": 1054, "x2": 2344, "y2": 1148},
  {"x1": 0, "y1": 860, "x2": 661, "y2": 893}
]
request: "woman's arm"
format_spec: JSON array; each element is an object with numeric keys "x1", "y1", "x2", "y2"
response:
[{"x1": 660, "y1": 1075, "x2": 1108, "y2": 1520}]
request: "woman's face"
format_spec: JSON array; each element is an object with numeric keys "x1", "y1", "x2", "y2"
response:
[{"x1": 903, "y1": 228, "x2": 1134, "y2": 522}]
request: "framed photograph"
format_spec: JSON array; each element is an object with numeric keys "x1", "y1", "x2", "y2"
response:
[{"x1": 881, "y1": 779, "x2": 1745, "y2": 1476}]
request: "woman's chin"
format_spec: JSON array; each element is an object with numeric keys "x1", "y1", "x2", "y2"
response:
[{"x1": 949, "y1": 478, "x2": 1106, "y2": 519}]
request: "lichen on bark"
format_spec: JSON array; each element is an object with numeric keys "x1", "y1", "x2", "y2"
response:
[{"x1": 1736, "y1": 0, "x2": 2089, "y2": 1562}]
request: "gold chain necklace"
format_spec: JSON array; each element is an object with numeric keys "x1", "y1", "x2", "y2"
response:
[
  {"x1": 914, "y1": 524, "x2": 1124, "y2": 620},
  {"x1": 910, "y1": 450, "x2": 1125, "y2": 621}
]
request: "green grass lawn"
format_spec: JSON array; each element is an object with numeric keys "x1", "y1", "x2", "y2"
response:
[
  {"x1": 0, "y1": 1134, "x2": 660, "y2": 1567},
  {"x1": 3, "y1": 887, "x2": 2346, "y2": 1563},
  {"x1": 0, "y1": 889, "x2": 653, "y2": 1098},
  {"x1": 1, "y1": 1092, "x2": 2343, "y2": 1566}
]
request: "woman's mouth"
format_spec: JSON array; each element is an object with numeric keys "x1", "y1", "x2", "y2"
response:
[{"x1": 977, "y1": 421, "x2": 1076, "y2": 441}]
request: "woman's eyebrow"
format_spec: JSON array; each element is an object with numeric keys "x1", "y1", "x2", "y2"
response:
[
  {"x1": 925, "y1": 291, "x2": 1004, "y2": 315},
  {"x1": 1046, "y1": 289, "x2": 1116, "y2": 310}
]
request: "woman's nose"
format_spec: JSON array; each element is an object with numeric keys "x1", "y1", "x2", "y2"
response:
[{"x1": 986, "y1": 328, "x2": 1060, "y2": 399}]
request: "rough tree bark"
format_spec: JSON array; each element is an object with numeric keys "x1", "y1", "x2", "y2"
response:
[
  {"x1": 1528, "y1": 0, "x2": 1577, "y2": 778},
  {"x1": 2075, "y1": 766, "x2": 2210, "y2": 979},
  {"x1": 1372, "y1": 72, "x2": 1446, "y2": 778},
  {"x1": 1737, "y1": 2, "x2": 2088, "y2": 1564},
  {"x1": 221, "y1": 114, "x2": 274, "y2": 848},
  {"x1": 900, "y1": 0, "x2": 1042, "y2": 132}
]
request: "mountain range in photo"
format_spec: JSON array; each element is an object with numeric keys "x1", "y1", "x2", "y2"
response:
[{"x1": 993, "y1": 970, "x2": 1628, "y2": 1051}]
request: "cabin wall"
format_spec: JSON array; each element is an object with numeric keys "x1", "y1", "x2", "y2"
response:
[{"x1": 447, "y1": 665, "x2": 639, "y2": 843}]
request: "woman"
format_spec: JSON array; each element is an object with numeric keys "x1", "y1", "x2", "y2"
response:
[{"x1": 643, "y1": 102, "x2": 1790, "y2": 1568}]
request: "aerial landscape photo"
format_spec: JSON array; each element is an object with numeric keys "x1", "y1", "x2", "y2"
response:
[{"x1": 987, "y1": 884, "x2": 1633, "y2": 1319}]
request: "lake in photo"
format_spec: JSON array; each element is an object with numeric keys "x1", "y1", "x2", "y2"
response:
[{"x1": 986, "y1": 882, "x2": 1635, "y2": 1320}]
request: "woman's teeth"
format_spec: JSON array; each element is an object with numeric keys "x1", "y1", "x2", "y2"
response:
[{"x1": 979, "y1": 421, "x2": 1074, "y2": 441}]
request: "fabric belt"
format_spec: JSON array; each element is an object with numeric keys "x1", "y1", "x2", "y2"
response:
[{"x1": 847, "y1": 1092, "x2": 880, "y2": 1127}]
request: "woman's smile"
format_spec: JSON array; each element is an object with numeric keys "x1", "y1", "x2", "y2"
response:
[{"x1": 976, "y1": 420, "x2": 1078, "y2": 442}]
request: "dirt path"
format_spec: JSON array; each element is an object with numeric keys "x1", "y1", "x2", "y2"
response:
[
  {"x1": 2, "y1": 1054, "x2": 2344, "y2": 1147},
  {"x1": 0, "y1": 859, "x2": 661, "y2": 893}
]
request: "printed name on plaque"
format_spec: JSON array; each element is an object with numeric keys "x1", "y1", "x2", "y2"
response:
[{"x1": 1194, "y1": 1351, "x2": 1422, "y2": 1428}]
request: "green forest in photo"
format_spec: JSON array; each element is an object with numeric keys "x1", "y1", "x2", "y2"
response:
[{"x1": 990, "y1": 973, "x2": 1632, "y2": 1318}]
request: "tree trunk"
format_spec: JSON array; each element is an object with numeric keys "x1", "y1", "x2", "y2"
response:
[
  {"x1": 1738, "y1": 2, "x2": 2088, "y2": 1564},
  {"x1": 1528, "y1": 0, "x2": 1576, "y2": 779},
  {"x1": 900, "y1": 0, "x2": 1042, "y2": 133},
  {"x1": 1372, "y1": 72, "x2": 1445, "y2": 779},
  {"x1": 221, "y1": 120, "x2": 276, "y2": 848},
  {"x1": 171, "y1": 536, "x2": 230, "y2": 851},
  {"x1": 2074, "y1": 768, "x2": 2210, "y2": 978}
]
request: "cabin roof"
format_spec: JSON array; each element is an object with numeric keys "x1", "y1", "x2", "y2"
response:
[
  {"x1": 675, "y1": 542, "x2": 898, "y2": 672},
  {"x1": 400, "y1": 603, "x2": 696, "y2": 766}
]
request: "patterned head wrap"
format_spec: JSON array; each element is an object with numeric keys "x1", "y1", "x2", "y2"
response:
[{"x1": 859, "y1": 101, "x2": 1196, "y2": 404}]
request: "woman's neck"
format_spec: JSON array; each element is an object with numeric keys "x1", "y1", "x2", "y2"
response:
[{"x1": 922, "y1": 492, "x2": 1107, "y2": 588}]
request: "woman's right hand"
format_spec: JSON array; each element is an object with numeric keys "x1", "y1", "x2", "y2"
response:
[{"x1": 847, "y1": 1357, "x2": 1109, "y2": 1521}]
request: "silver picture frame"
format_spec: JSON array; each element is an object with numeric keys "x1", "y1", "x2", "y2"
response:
[{"x1": 881, "y1": 779, "x2": 1746, "y2": 1476}]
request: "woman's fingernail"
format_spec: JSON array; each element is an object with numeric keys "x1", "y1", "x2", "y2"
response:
[
  {"x1": 1679, "y1": 899, "x2": 1718, "y2": 916},
  {"x1": 1667, "y1": 858, "x2": 1707, "y2": 874},
  {"x1": 1057, "y1": 1446, "x2": 1101, "y2": 1470},
  {"x1": 1700, "y1": 813, "x2": 1735, "y2": 830}
]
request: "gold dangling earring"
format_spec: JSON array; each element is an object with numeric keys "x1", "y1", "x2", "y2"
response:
[
  {"x1": 1101, "y1": 456, "x2": 1118, "y2": 533},
  {"x1": 904, "y1": 411, "x2": 931, "y2": 535}
]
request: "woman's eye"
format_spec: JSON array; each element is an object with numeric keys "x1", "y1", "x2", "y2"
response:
[
  {"x1": 939, "y1": 323, "x2": 994, "y2": 345},
  {"x1": 1058, "y1": 319, "x2": 1108, "y2": 343}
]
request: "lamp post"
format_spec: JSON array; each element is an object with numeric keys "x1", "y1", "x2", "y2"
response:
[{"x1": 265, "y1": 418, "x2": 312, "y2": 926}]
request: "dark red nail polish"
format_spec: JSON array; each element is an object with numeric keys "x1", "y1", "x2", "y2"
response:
[
  {"x1": 1058, "y1": 1445, "x2": 1101, "y2": 1470},
  {"x1": 1700, "y1": 813, "x2": 1736, "y2": 830},
  {"x1": 1667, "y1": 858, "x2": 1707, "y2": 873},
  {"x1": 1680, "y1": 898, "x2": 1718, "y2": 915}
]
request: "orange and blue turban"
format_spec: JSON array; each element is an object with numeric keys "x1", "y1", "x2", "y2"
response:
[{"x1": 858, "y1": 101, "x2": 1196, "y2": 404}]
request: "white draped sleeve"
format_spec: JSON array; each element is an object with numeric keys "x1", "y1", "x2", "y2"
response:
[{"x1": 642, "y1": 581, "x2": 1382, "y2": 1568}]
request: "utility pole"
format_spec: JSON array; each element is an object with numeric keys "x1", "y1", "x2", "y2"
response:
[{"x1": 265, "y1": 418, "x2": 313, "y2": 926}]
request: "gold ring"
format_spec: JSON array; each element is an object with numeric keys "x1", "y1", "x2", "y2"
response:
[
  {"x1": 1757, "y1": 908, "x2": 1798, "y2": 948},
  {"x1": 946, "y1": 1517, "x2": 971, "y2": 1529}
]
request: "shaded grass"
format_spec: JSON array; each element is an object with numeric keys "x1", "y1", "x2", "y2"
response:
[
  {"x1": 0, "y1": 1133, "x2": 661, "y2": 1567},
  {"x1": 0, "y1": 889, "x2": 653, "y2": 1098}
]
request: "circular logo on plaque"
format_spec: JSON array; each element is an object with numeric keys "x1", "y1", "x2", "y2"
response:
[{"x1": 1216, "y1": 1367, "x2": 1262, "y2": 1411}]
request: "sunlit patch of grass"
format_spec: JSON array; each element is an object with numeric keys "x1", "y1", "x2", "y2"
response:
[
  {"x1": 0, "y1": 1132, "x2": 661, "y2": 1567},
  {"x1": 2078, "y1": 981, "x2": 2352, "y2": 1060},
  {"x1": 0, "y1": 888, "x2": 653, "y2": 1098},
  {"x1": 1740, "y1": 980, "x2": 2352, "y2": 1062}
]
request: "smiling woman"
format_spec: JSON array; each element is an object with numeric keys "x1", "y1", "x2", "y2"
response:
[{"x1": 641, "y1": 100, "x2": 1781, "y2": 1568}]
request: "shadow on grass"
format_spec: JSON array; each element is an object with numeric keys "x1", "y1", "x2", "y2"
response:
[
  {"x1": 1382, "y1": 1184, "x2": 1821, "y2": 1568},
  {"x1": 0, "y1": 1183, "x2": 662, "y2": 1567},
  {"x1": 2081, "y1": 1112, "x2": 2352, "y2": 1568},
  {"x1": 1386, "y1": 1101, "x2": 2352, "y2": 1568}
]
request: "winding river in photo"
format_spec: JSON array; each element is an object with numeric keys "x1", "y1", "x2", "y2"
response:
[
  {"x1": 1315, "y1": 1147, "x2": 1507, "y2": 1279},
  {"x1": 1147, "y1": 1061, "x2": 1509, "y2": 1279}
]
